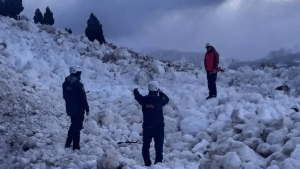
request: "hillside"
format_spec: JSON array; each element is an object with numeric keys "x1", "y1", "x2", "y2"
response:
[
  {"x1": 145, "y1": 50, "x2": 205, "y2": 68},
  {"x1": 145, "y1": 49, "x2": 235, "y2": 70},
  {"x1": 229, "y1": 48, "x2": 300, "y2": 70},
  {"x1": 1, "y1": 16, "x2": 300, "y2": 169}
]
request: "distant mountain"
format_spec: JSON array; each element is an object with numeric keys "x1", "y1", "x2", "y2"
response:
[
  {"x1": 146, "y1": 50, "x2": 205, "y2": 68},
  {"x1": 229, "y1": 48, "x2": 300, "y2": 70},
  {"x1": 145, "y1": 49, "x2": 238, "y2": 70}
]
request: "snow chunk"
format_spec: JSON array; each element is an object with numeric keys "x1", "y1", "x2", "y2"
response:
[
  {"x1": 266, "y1": 129, "x2": 287, "y2": 145},
  {"x1": 164, "y1": 116, "x2": 178, "y2": 133},
  {"x1": 281, "y1": 158, "x2": 300, "y2": 169},
  {"x1": 282, "y1": 137, "x2": 300, "y2": 156},
  {"x1": 291, "y1": 145, "x2": 300, "y2": 161},
  {"x1": 0, "y1": 125, "x2": 6, "y2": 132},
  {"x1": 97, "y1": 149, "x2": 121, "y2": 169},
  {"x1": 17, "y1": 20, "x2": 39, "y2": 32},
  {"x1": 93, "y1": 147, "x2": 104, "y2": 156},
  {"x1": 198, "y1": 158, "x2": 212, "y2": 169},
  {"x1": 180, "y1": 116, "x2": 208, "y2": 136},
  {"x1": 83, "y1": 119, "x2": 101, "y2": 135},
  {"x1": 242, "y1": 162, "x2": 260, "y2": 169},
  {"x1": 267, "y1": 165, "x2": 280, "y2": 169},
  {"x1": 83, "y1": 160, "x2": 97, "y2": 169},
  {"x1": 135, "y1": 71, "x2": 151, "y2": 85},
  {"x1": 129, "y1": 123, "x2": 142, "y2": 134},
  {"x1": 257, "y1": 105, "x2": 279, "y2": 123},
  {"x1": 45, "y1": 121, "x2": 63, "y2": 135},
  {"x1": 203, "y1": 98, "x2": 219, "y2": 107},
  {"x1": 256, "y1": 143, "x2": 272, "y2": 158},
  {"x1": 34, "y1": 133, "x2": 43, "y2": 139},
  {"x1": 183, "y1": 134, "x2": 194, "y2": 143},
  {"x1": 22, "y1": 137, "x2": 37, "y2": 151},
  {"x1": 170, "y1": 142, "x2": 191, "y2": 151},
  {"x1": 130, "y1": 131, "x2": 140, "y2": 142},
  {"x1": 55, "y1": 144, "x2": 65, "y2": 156},
  {"x1": 152, "y1": 60, "x2": 165, "y2": 75},
  {"x1": 98, "y1": 109, "x2": 115, "y2": 126},
  {"x1": 227, "y1": 138, "x2": 265, "y2": 166},
  {"x1": 20, "y1": 158, "x2": 30, "y2": 168},
  {"x1": 231, "y1": 109, "x2": 245, "y2": 124},
  {"x1": 191, "y1": 139, "x2": 210, "y2": 153},
  {"x1": 223, "y1": 152, "x2": 241, "y2": 169}
]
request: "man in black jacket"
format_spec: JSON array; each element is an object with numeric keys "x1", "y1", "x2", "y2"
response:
[
  {"x1": 62, "y1": 66, "x2": 89, "y2": 150},
  {"x1": 133, "y1": 81, "x2": 169, "y2": 166}
]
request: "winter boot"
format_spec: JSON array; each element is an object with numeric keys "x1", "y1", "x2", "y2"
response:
[
  {"x1": 65, "y1": 137, "x2": 72, "y2": 148},
  {"x1": 206, "y1": 95, "x2": 216, "y2": 100},
  {"x1": 206, "y1": 96, "x2": 212, "y2": 100},
  {"x1": 73, "y1": 137, "x2": 80, "y2": 150}
]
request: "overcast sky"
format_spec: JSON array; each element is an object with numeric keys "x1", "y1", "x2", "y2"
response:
[{"x1": 22, "y1": 0, "x2": 300, "y2": 61}]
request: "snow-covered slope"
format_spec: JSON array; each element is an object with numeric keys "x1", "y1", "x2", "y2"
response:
[{"x1": 1, "y1": 16, "x2": 300, "y2": 169}]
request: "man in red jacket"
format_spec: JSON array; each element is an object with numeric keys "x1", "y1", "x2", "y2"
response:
[{"x1": 204, "y1": 43, "x2": 219, "y2": 99}]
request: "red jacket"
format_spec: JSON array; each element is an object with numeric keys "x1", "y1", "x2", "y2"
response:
[{"x1": 204, "y1": 50, "x2": 219, "y2": 72}]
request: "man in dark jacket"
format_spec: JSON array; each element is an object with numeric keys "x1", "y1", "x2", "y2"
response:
[
  {"x1": 133, "y1": 81, "x2": 169, "y2": 166},
  {"x1": 204, "y1": 43, "x2": 219, "y2": 99},
  {"x1": 62, "y1": 66, "x2": 89, "y2": 150}
]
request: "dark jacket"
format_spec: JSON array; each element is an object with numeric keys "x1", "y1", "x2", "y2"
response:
[
  {"x1": 134, "y1": 89, "x2": 169, "y2": 128},
  {"x1": 62, "y1": 75, "x2": 89, "y2": 118},
  {"x1": 204, "y1": 48, "x2": 219, "y2": 72}
]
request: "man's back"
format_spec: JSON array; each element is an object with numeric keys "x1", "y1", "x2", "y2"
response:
[
  {"x1": 62, "y1": 75, "x2": 88, "y2": 117},
  {"x1": 134, "y1": 90, "x2": 169, "y2": 128},
  {"x1": 133, "y1": 82, "x2": 169, "y2": 166}
]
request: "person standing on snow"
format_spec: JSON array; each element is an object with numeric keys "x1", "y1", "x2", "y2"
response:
[
  {"x1": 204, "y1": 43, "x2": 219, "y2": 99},
  {"x1": 133, "y1": 81, "x2": 169, "y2": 166},
  {"x1": 62, "y1": 66, "x2": 89, "y2": 150}
]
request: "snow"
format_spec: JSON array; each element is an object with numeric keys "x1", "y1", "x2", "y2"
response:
[
  {"x1": 1, "y1": 16, "x2": 300, "y2": 169},
  {"x1": 0, "y1": 125, "x2": 6, "y2": 132},
  {"x1": 223, "y1": 152, "x2": 241, "y2": 169},
  {"x1": 180, "y1": 116, "x2": 208, "y2": 136},
  {"x1": 191, "y1": 139, "x2": 210, "y2": 153},
  {"x1": 97, "y1": 149, "x2": 120, "y2": 169}
]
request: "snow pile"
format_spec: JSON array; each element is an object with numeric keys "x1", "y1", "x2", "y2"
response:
[{"x1": 1, "y1": 16, "x2": 300, "y2": 169}]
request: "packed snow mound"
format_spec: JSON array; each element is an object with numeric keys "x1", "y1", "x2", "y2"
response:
[{"x1": 1, "y1": 16, "x2": 300, "y2": 169}]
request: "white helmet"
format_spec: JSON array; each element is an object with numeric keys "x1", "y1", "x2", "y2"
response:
[
  {"x1": 206, "y1": 43, "x2": 213, "y2": 47},
  {"x1": 148, "y1": 81, "x2": 159, "y2": 91},
  {"x1": 69, "y1": 66, "x2": 82, "y2": 74}
]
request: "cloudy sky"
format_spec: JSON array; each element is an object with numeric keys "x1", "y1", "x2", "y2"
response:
[{"x1": 22, "y1": 0, "x2": 300, "y2": 61}]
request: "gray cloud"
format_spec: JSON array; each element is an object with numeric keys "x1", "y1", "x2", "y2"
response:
[
  {"x1": 22, "y1": 0, "x2": 226, "y2": 37},
  {"x1": 22, "y1": 0, "x2": 300, "y2": 61}
]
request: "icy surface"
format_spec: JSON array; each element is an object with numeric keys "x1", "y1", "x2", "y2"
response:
[{"x1": 0, "y1": 16, "x2": 300, "y2": 169}]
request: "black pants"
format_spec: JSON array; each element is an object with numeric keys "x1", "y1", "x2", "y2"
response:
[
  {"x1": 142, "y1": 126, "x2": 164, "y2": 166},
  {"x1": 66, "y1": 116, "x2": 83, "y2": 150},
  {"x1": 206, "y1": 71, "x2": 218, "y2": 96}
]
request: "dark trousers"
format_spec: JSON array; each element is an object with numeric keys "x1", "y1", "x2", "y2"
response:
[
  {"x1": 206, "y1": 71, "x2": 218, "y2": 96},
  {"x1": 66, "y1": 116, "x2": 83, "y2": 150},
  {"x1": 142, "y1": 126, "x2": 164, "y2": 166}
]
